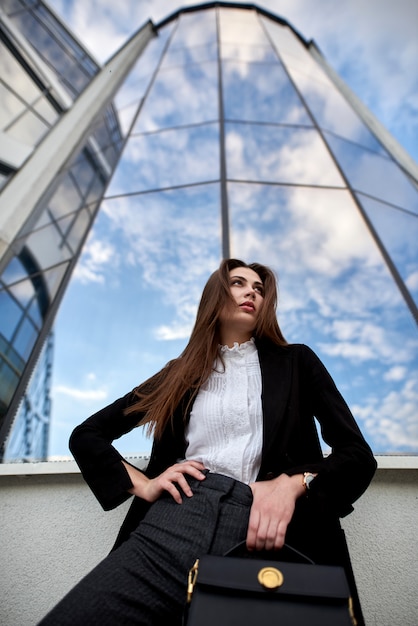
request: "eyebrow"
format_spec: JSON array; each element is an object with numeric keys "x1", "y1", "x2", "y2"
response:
[{"x1": 231, "y1": 274, "x2": 264, "y2": 288}]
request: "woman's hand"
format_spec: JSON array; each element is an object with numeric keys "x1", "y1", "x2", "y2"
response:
[
  {"x1": 246, "y1": 473, "x2": 305, "y2": 551},
  {"x1": 122, "y1": 460, "x2": 207, "y2": 504}
]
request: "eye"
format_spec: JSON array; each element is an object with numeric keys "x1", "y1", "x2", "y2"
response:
[
  {"x1": 231, "y1": 279, "x2": 243, "y2": 286},
  {"x1": 254, "y1": 285, "x2": 264, "y2": 296}
]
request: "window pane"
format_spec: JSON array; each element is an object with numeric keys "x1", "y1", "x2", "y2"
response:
[
  {"x1": 24, "y1": 222, "x2": 72, "y2": 269},
  {"x1": 0, "y1": 40, "x2": 40, "y2": 103},
  {"x1": 47, "y1": 173, "x2": 83, "y2": 221},
  {"x1": 66, "y1": 208, "x2": 90, "y2": 252},
  {"x1": 262, "y1": 17, "x2": 321, "y2": 75},
  {"x1": 9, "y1": 278, "x2": 36, "y2": 309},
  {"x1": 109, "y1": 123, "x2": 220, "y2": 194},
  {"x1": 325, "y1": 133, "x2": 418, "y2": 214},
  {"x1": 358, "y1": 193, "x2": 418, "y2": 306},
  {"x1": 226, "y1": 123, "x2": 345, "y2": 186},
  {"x1": 8, "y1": 110, "x2": 49, "y2": 145},
  {"x1": 0, "y1": 291, "x2": 22, "y2": 340},
  {"x1": 288, "y1": 67, "x2": 387, "y2": 154},
  {"x1": 219, "y1": 8, "x2": 264, "y2": 46},
  {"x1": 70, "y1": 153, "x2": 96, "y2": 197},
  {"x1": 223, "y1": 60, "x2": 311, "y2": 125},
  {"x1": 134, "y1": 62, "x2": 218, "y2": 132},
  {"x1": 1, "y1": 257, "x2": 27, "y2": 286},
  {"x1": 13, "y1": 317, "x2": 37, "y2": 360},
  {"x1": 173, "y1": 9, "x2": 217, "y2": 48},
  {"x1": 0, "y1": 360, "x2": 20, "y2": 406},
  {"x1": 0, "y1": 84, "x2": 26, "y2": 130},
  {"x1": 33, "y1": 96, "x2": 59, "y2": 125},
  {"x1": 85, "y1": 174, "x2": 106, "y2": 211}
]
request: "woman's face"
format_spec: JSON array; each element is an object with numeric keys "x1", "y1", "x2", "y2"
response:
[{"x1": 219, "y1": 267, "x2": 265, "y2": 341}]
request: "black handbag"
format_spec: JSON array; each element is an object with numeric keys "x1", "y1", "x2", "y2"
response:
[{"x1": 185, "y1": 543, "x2": 357, "y2": 626}]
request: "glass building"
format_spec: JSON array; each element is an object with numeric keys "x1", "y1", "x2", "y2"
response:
[
  {"x1": 0, "y1": 0, "x2": 127, "y2": 459},
  {"x1": 1, "y1": 1, "x2": 417, "y2": 460}
]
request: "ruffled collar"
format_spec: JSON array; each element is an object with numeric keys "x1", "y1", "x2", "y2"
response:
[{"x1": 219, "y1": 337, "x2": 256, "y2": 355}]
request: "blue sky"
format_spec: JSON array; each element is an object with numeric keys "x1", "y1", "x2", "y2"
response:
[{"x1": 44, "y1": 0, "x2": 418, "y2": 458}]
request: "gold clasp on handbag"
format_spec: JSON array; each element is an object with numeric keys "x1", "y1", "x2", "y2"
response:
[
  {"x1": 257, "y1": 566, "x2": 284, "y2": 590},
  {"x1": 187, "y1": 559, "x2": 199, "y2": 603}
]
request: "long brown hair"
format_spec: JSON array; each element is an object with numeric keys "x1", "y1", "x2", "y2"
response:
[{"x1": 126, "y1": 259, "x2": 287, "y2": 438}]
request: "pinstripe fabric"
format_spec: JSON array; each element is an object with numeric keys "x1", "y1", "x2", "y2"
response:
[{"x1": 38, "y1": 473, "x2": 253, "y2": 625}]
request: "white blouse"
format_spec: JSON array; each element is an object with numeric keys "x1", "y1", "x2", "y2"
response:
[{"x1": 185, "y1": 338, "x2": 263, "y2": 484}]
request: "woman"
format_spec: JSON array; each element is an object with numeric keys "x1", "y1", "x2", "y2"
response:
[{"x1": 39, "y1": 259, "x2": 376, "y2": 625}]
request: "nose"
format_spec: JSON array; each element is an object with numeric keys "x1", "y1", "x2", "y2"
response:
[{"x1": 245, "y1": 286, "x2": 256, "y2": 299}]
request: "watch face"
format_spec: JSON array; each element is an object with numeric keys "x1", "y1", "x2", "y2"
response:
[{"x1": 304, "y1": 474, "x2": 315, "y2": 489}]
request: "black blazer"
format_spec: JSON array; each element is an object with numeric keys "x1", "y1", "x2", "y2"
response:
[{"x1": 70, "y1": 340, "x2": 376, "y2": 563}]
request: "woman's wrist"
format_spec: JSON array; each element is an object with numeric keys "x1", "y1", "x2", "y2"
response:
[
  {"x1": 288, "y1": 473, "x2": 307, "y2": 499},
  {"x1": 122, "y1": 461, "x2": 149, "y2": 499},
  {"x1": 271, "y1": 472, "x2": 305, "y2": 500}
]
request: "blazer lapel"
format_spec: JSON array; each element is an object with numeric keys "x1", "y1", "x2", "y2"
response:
[{"x1": 256, "y1": 339, "x2": 292, "y2": 459}]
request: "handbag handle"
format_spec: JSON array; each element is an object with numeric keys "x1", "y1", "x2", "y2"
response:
[{"x1": 223, "y1": 540, "x2": 315, "y2": 565}]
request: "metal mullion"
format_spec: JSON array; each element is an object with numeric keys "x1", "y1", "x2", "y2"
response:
[
  {"x1": 130, "y1": 118, "x2": 219, "y2": 139},
  {"x1": 104, "y1": 178, "x2": 220, "y2": 201},
  {"x1": 216, "y1": 7, "x2": 230, "y2": 259}
]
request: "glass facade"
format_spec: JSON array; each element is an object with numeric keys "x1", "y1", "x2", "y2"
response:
[
  {"x1": 0, "y1": 0, "x2": 125, "y2": 459},
  {"x1": 93, "y1": 4, "x2": 417, "y2": 455},
  {"x1": 1, "y1": 2, "x2": 417, "y2": 459},
  {"x1": 3, "y1": 332, "x2": 53, "y2": 461}
]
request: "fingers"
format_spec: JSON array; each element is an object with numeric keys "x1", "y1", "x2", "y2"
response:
[
  {"x1": 246, "y1": 508, "x2": 260, "y2": 551},
  {"x1": 150, "y1": 460, "x2": 207, "y2": 504},
  {"x1": 246, "y1": 511, "x2": 288, "y2": 551},
  {"x1": 246, "y1": 476, "x2": 298, "y2": 551}
]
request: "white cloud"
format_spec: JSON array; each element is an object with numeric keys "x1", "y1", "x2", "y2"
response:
[
  {"x1": 73, "y1": 236, "x2": 117, "y2": 284},
  {"x1": 319, "y1": 341, "x2": 375, "y2": 363},
  {"x1": 319, "y1": 320, "x2": 417, "y2": 366},
  {"x1": 53, "y1": 385, "x2": 108, "y2": 402},
  {"x1": 154, "y1": 322, "x2": 194, "y2": 341},
  {"x1": 384, "y1": 366, "x2": 407, "y2": 382},
  {"x1": 354, "y1": 378, "x2": 418, "y2": 452},
  {"x1": 406, "y1": 270, "x2": 418, "y2": 292}
]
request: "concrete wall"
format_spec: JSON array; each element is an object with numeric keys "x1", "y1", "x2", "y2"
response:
[{"x1": 0, "y1": 457, "x2": 417, "y2": 626}]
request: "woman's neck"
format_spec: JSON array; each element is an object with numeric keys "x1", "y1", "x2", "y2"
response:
[{"x1": 219, "y1": 331, "x2": 253, "y2": 348}]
